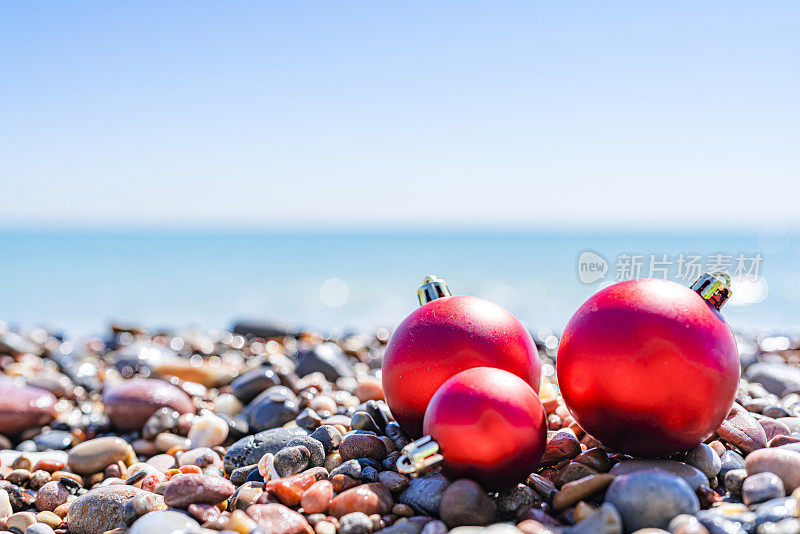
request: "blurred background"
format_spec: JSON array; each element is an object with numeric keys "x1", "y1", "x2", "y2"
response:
[{"x1": 1, "y1": 2, "x2": 798, "y2": 336}]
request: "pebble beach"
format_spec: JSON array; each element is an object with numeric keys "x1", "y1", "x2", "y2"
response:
[{"x1": 2, "y1": 322, "x2": 800, "y2": 534}]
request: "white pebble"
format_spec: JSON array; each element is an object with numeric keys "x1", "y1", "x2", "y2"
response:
[{"x1": 187, "y1": 412, "x2": 229, "y2": 448}]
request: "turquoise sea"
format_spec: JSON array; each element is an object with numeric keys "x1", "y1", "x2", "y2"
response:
[{"x1": 1, "y1": 230, "x2": 799, "y2": 337}]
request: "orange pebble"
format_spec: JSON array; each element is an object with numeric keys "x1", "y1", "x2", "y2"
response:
[{"x1": 179, "y1": 465, "x2": 202, "y2": 474}]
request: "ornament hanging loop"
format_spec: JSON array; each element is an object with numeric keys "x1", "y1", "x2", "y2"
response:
[
  {"x1": 691, "y1": 271, "x2": 732, "y2": 310},
  {"x1": 396, "y1": 435, "x2": 444, "y2": 477},
  {"x1": 418, "y1": 275, "x2": 452, "y2": 305}
]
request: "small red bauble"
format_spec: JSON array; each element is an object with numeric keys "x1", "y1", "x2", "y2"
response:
[
  {"x1": 422, "y1": 366, "x2": 547, "y2": 490},
  {"x1": 382, "y1": 276, "x2": 541, "y2": 438},
  {"x1": 557, "y1": 274, "x2": 740, "y2": 456}
]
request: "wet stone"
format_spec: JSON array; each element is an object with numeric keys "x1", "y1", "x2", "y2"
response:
[
  {"x1": 0, "y1": 382, "x2": 57, "y2": 436},
  {"x1": 33, "y1": 431, "x2": 72, "y2": 452},
  {"x1": 541, "y1": 432, "x2": 581, "y2": 467},
  {"x1": 398, "y1": 473, "x2": 450, "y2": 516},
  {"x1": 34, "y1": 482, "x2": 70, "y2": 512},
  {"x1": 555, "y1": 462, "x2": 598, "y2": 487},
  {"x1": 102, "y1": 378, "x2": 194, "y2": 432},
  {"x1": 247, "y1": 503, "x2": 314, "y2": 534},
  {"x1": 496, "y1": 484, "x2": 538, "y2": 515},
  {"x1": 296, "y1": 408, "x2": 323, "y2": 431},
  {"x1": 127, "y1": 510, "x2": 202, "y2": 534},
  {"x1": 384, "y1": 422, "x2": 411, "y2": 451},
  {"x1": 560, "y1": 503, "x2": 622, "y2": 534},
  {"x1": 552, "y1": 474, "x2": 615, "y2": 511},
  {"x1": 742, "y1": 472, "x2": 785, "y2": 506},
  {"x1": 719, "y1": 450, "x2": 747, "y2": 479},
  {"x1": 187, "y1": 412, "x2": 228, "y2": 448},
  {"x1": 26, "y1": 523, "x2": 55, "y2": 534},
  {"x1": 604, "y1": 470, "x2": 700, "y2": 532},
  {"x1": 332, "y1": 474, "x2": 360, "y2": 493},
  {"x1": 295, "y1": 343, "x2": 353, "y2": 381},
  {"x1": 274, "y1": 446, "x2": 311, "y2": 478},
  {"x1": 378, "y1": 471, "x2": 410, "y2": 493},
  {"x1": 724, "y1": 469, "x2": 748, "y2": 497},
  {"x1": 230, "y1": 464, "x2": 259, "y2": 486},
  {"x1": 287, "y1": 437, "x2": 326, "y2": 468},
  {"x1": 230, "y1": 482, "x2": 265, "y2": 511},
  {"x1": 573, "y1": 448, "x2": 613, "y2": 473},
  {"x1": 309, "y1": 426, "x2": 343, "y2": 455},
  {"x1": 340, "y1": 434, "x2": 387, "y2": 462},
  {"x1": 362, "y1": 466, "x2": 380, "y2": 483},
  {"x1": 162, "y1": 473, "x2": 235, "y2": 508},
  {"x1": 300, "y1": 480, "x2": 333, "y2": 514},
  {"x1": 439, "y1": 479, "x2": 496, "y2": 527},
  {"x1": 609, "y1": 460, "x2": 707, "y2": 490},
  {"x1": 746, "y1": 448, "x2": 800, "y2": 492},
  {"x1": 339, "y1": 512, "x2": 373, "y2": 534},
  {"x1": 350, "y1": 412, "x2": 380, "y2": 433},
  {"x1": 142, "y1": 408, "x2": 180, "y2": 440},
  {"x1": 248, "y1": 398, "x2": 300, "y2": 433},
  {"x1": 717, "y1": 403, "x2": 768, "y2": 454},
  {"x1": 361, "y1": 401, "x2": 389, "y2": 431},
  {"x1": 752, "y1": 497, "x2": 797, "y2": 529},
  {"x1": 223, "y1": 426, "x2": 308, "y2": 473},
  {"x1": 761, "y1": 419, "x2": 792, "y2": 441},
  {"x1": 121, "y1": 493, "x2": 164, "y2": 526},
  {"x1": 763, "y1": 405, "x2": 791, "y2": 419},
  {"x1": 684, "y1": 444, "x2": 721, "y2": 480},
  {"x1": 66, "y1": 485, "x2": 148, "y2": 534},
  {"x1": 520, "y1": 476, "x2": 553, "y2": 506},
  {"x1": 67, "y1": 437, "x2": 131, "y2": 476},
  {"x1": 328, "y1": 483, "x2": 393, "y2": 518},
  {"x1": 231, "y1": 367, "x2": 281, "y2": 405},
  {"x1": 745, "y1": 362, "x2": 800, "y2": 397},
  {"x1": 330, "y1": 460, "x2": 363, "y2": 480},
  {"x1": 187, "y1": 503, "x2": 219, "y2": 523},
  {"x1": 178, "y1": 446, "x2": 220, "y2": 468}
]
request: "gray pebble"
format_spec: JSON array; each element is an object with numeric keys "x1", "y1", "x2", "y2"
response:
[
  {"x1": 229, "y1": 464, "x2": 259, "y2": 486},
  {"x1": 25, "y1": 525, "x2": 55, "y2": 534},
  {"x1": 605, "y1": 470, "x2": 700, "y2": 532},
  {"x1": 398, "y1": 473, "x2": 450, "y2": 516},
  {"x1": 351, "y1": 411, "x2": 380, "y2": 433},
  {"x1": 339, "y1": 512, "x2": 373, "y2": 534},
  {"x1": 330, "y1": 459, "x2": 363, "y2": 480},
  {"x1": 309, "y1": 425, "x2": 343, "y2": 455},
  {"x1": 273, "y1": 445, "x2": 310, "y2": 477},
  {"x1": 287, "y1": 436, "x2": 326, "y2": 467},
  {"x1": 743, "y1": 473, "x2": 786, "y2": 506},
  {"x1": 719, "y1": 450, "x2": 746, "y2": 480},
  {"x1": 684, "y1": 443, "x2": 721, "y2": 480},
  {"x1": 725, "y1": 469, "x2": 748, "y2": 497}
]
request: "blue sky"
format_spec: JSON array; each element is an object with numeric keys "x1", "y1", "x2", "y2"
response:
[{"x1": 1, "y1": 2, "x2": 798, "y2": 230}]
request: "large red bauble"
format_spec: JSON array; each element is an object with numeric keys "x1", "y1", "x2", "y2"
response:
[
  {"x1": 423, "y1": 367, "x2": 547, "y2": 490},
  {"x1": 557, "y1": 278, "x2": 740, "y2": 456},
  {"x1": 382, "y1": 295, "x2": 541, "y2": 438}
]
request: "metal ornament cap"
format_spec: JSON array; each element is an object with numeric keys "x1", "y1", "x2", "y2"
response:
[
  {"x1": 396, "y1": 435, "x2": 443, "y2": 477},
  {"x1": 417, "y1": 275, "x2": 451, "y2": 305},
  {"x1": 691, "y1": 271, "x2": 732, "y2": 310}
]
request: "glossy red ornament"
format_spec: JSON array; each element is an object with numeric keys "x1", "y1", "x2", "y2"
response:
[
  {"x1": 382, "y1": 276, "x2": 541, "y2": 438},
  {"x1": 421, "y1": 367, "x2": 547, "y2": 490},
  {"x1": 557, "y1": 274, "x2": 740, "y2": 457}
]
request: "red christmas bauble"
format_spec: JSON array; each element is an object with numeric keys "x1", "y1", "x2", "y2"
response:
[
  {"x1": 557, "y1": 277, "x2": 740, "y2": 456},
  {"x1": 423, "y1": 367, "x2": 547, "y2": 490},
  {"x1": 383, "y1": 292, "x2": 541, "y2": 438}
]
